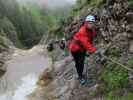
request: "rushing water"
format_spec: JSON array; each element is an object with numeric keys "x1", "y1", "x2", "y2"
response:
[{"x1": 0, "y1": 46, "x2": 51, "y2": 100}]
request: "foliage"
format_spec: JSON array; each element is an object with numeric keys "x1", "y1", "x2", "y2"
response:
[
  {"x1": 128, "y1": 0, "x2": 133, "y2": 9},
  {"x1": 100, "y1": 64, "x2": 128, "y2": 90},
  {"x1": 88, "y1": 0, "x2": 104, "y2": 7},
  {"x1": 99, "y1": 47, "x2": 130, "y2": 99},
  {"x1": 105, "y1": 90, "x2": 133, "y2": 100},
  {"x1": 89, "y1": 91, "x2": 97, "y2": 97},
  {"x1": 0, "y1": 35, "x2": 12, "y2": 52},
  {"x1": 107, "y1": 47, "x2": 122, "y2": 58},
  {"x1": 0, "y1": 0, "x2": 69, "y2": 48},
  {"x1": 69, "y1": 0, "x2": 104, "y2": 19},
  {"x1": 100, "y1": 47, "x2": 128, "y2": 91},
  {"x1": 127, "y1": 59, "x2": 133, "y2": 68}
]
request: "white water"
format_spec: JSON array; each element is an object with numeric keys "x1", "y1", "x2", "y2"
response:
[
  {"x1": 0, "y1": 46, "x2": 51, "y2": 100},
  {"x1": 0, "y1": 74, "x2": 37, "y2": 100}
]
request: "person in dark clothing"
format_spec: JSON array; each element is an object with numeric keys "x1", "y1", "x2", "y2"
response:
[
  {"x1": 59, "y1": 38, "x2": 66, "y2": 50},
  {"x1": 68, "y1": 15, "x2": 97, "y2": 85},
  {"x1": 71, "y1": 52, "x2": 86, "y2": 78},
  {"x1": 47, "y1": 42, "x2": 54, "y2": 52}
]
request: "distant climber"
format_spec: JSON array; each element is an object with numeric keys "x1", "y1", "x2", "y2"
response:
[
  {"x1": 59, "y1": 38, "x2": 66, "y2": 50},
  {"x1": 47, "y1": 40, "x2": 54, "y2": 52},
  {"x1": 68, "y1": 15, "x2": 98, "y2": 85},
  {"x1": 59, "y1": 38, "x2": 70, "y2": 57},
  {"x1": 47, "y1": 38, "x2": 69, "y2": 57}
]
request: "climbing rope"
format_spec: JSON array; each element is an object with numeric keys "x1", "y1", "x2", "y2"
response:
[
  {"x1": 95, "y1": 41, "x2": 133, "y2": 73},
  {"x1": 103, "y1": 55, "x2": 133, "y2": 73},
  {"x1": 88, "y1": 51, "x2": 133, "y2": 73},
  {"x1": 84, "y1": 46, "x2": 133, "y2": 81}
]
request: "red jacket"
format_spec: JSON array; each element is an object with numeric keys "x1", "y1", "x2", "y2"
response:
[{"x1": 69, "y1": 23, "x2": 96, "y2": 53}]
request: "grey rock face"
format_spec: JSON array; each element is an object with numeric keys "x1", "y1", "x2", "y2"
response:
[{"x1": 129, "y1": 41, "x2": 133, "y2": 53}]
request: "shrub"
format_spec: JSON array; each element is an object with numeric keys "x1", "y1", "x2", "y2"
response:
[
  {"x1": 105, "y1": 90, "x2": 133, "y2": 100},
  {"x1": 100, "y1": 63, "x2": 128, "y2": 91}
]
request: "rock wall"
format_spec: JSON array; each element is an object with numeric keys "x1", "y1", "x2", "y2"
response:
[
  {"x1": 65, "y1": 0, "x2": 133, "y2": 53},
  {"x1": 0, "y1": 35, "x2": 13, "y2": 77}
]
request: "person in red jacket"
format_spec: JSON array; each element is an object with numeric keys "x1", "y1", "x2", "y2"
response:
[{"x1": 69, "y1": 15, "x2": 97, "y2": 85}]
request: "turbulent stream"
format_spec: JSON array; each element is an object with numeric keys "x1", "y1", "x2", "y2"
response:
[{"x1": 0, "y1": 45, "x2": 51, "y2": 100}]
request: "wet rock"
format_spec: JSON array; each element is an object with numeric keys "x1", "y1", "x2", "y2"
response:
[
  {"x1": 126, "y1": 24, "x2": 133, "y2": 33},
  {"x1": 0, "y1": 52, "x2": 10, "y2": 77},
  {"x1": 129, "y1": 41, "x2": 133, "y2": 53},
  {"x1": 126, "y1": 12, "x2": 133, "y2": 23},
  {"x1": 30, "y1": 50, "x2": 103, "y2": 100}
]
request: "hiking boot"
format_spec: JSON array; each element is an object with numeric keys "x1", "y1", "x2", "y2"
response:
[{"x1": 79, "y1": 78, "x2": 86, "y2": 85}]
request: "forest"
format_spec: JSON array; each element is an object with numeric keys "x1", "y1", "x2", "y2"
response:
[{"x1": 0, "y1": 0, "x2": 71, "y2": 48}]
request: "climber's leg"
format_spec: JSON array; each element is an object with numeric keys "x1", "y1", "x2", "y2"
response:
[{"x1": 71, "y1": 51, "x2": 87, "y2": 84}]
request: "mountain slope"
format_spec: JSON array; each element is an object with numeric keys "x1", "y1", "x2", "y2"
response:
[{"x1": 30, "y1": 0, "x2": 133, "y2": 100}]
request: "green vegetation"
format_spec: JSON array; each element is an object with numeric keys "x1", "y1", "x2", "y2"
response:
[
  {"x1": 0, "y1": 35, "x2": 11, "y2": 50},
  {"x1": 88, "y1": 47, "x2": 131, "y2": 99},
  {"x1": 89, "y1": 91, "x2": 97, "y2": 97},
  {"x1": 128, "y1": 0, "x2": 133, "y2": 9},
  {"x1": 87, "y1": 0, "x2": 104, "y2": 7},
  {"x1": 69, "y1": 0, "x2": 104, "y2": 18},
  {"x1": 0, "y1": 0, "x2": 43, "y2": 48},
  {"x1": 105, "y1": 90, "x2": 133, "y2": 100},
  {"x1": 100, "y1": 64, "x2": 128, "y2": 90},
  {"x1": 75, "y1": 0, "x2": 103, "y2": 9},
  {"x1": 0, "y1": 0, "x2": 69, "y2": 48},
  {"x1": 99, "y1": 48, "x2": 130, "y2": 99},
  {"x1": 127, "y1": 59, "x2": 133, "y2": 68}
]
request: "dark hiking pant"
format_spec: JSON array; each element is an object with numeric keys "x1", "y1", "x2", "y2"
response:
[{"x1": 71, "y1": 51, "x2": 86, "y2": 78}]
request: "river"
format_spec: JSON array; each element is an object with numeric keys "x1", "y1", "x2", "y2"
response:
[{"x1": 0, "y1": 45, "x2": 51, "y2": 100}]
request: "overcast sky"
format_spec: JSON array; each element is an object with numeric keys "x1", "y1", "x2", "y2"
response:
[{"x1": 17, "y1": 0, "x2": 77, "y2": 9}]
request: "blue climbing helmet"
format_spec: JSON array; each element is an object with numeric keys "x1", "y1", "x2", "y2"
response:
[{"x1": 85, "y1": 15, "x2": 96, "y2": 22}]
